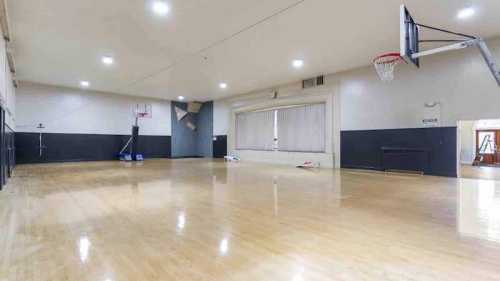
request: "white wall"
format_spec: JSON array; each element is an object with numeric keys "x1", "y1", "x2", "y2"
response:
[
  {"x1": 213, "y1": 100, "x2": 230, "y2": 135},
  {"x1": 0, "y1": 28, "x2": 16, "y2": 129},
  {"x1": 338, "y1": 37, "x2": 500, "y2": 131},
  {"x1": 216, "y1": 37, "x2": 500, "y2": 168},
  {"x1": 459, "y1": 120, "x2": 475, "y2": 165},
  {"x1": 16, "y1": 82, "x2": 171, "y2": 136},
  {"x1": 222, "y1": 83, "x2": 339, "y2": 168}
]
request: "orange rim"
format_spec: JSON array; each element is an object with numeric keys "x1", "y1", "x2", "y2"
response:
[{"x1": 373, "y1": 53, "x2": 407, "y2": 64}]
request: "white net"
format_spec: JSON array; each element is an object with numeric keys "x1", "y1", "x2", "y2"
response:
[
  {"x1": 373, "y1": 54, "x2": 404, "y2": 82},
  {"x1": 134, "y1": 104, "x2": 152, "y2": 118}
]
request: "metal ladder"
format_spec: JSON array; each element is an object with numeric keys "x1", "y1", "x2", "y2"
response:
[{"x1": 473, "y1": 135, "x2": 495, "y2": 165}]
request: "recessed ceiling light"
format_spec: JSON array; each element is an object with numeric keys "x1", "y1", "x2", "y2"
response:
[
  {"x1": 292, "y1": 59, "x2": 304, "y2": 69},
  {"x1": 457, "y1": 7, "x2": 475, "y2": 19},
  {"x1": 80, "y1": 81, "x2": 90, "y2": 88},
  {"x1": 219, "y1": 83, "x2": 228, "y2": 89},
  {"x1": 178, "y1": 96, "x2": 185, "y2": 101},
  {"x1": 101, "y1": 56, "x2": 114, "y2": 65},
  {"x1": 152, "y1": 1, "x2": 170, "y2": 16}
]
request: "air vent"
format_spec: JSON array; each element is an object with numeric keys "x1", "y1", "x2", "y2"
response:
[
  {"x1": 316, "y1": 75, "x2": 324, "y2": 86},
  {"x1": 302, "y1": 75, "x2": 325, "y2": 89},
  {"x1": 302, "y1": 78, "x2": 315, "y2": 89}
]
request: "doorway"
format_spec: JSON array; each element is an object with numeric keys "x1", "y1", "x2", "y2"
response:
[
  {"x1": 459, "y1": 119, "x2": 500, "y2": 180},
  {"x1": 476, "y1": 130, "x2": 500, "y2": 165}
]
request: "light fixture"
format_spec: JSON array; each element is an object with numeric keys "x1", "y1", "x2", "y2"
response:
[
  {"x1": 457, "y1": 7, "x2": 475, "y2": 19},
  {"x1": 178, "y1": 96, "x2": 185, "y2": 101},
  {"x1": 152, "y1": 1, "x2": 170, "y2": 16},
  {"x1": 292, "y1": 59, "x2": 304, "y2": 69},
  {"x1": 101, "y1": 56, "x2": 114, "y2": 65},
  {"x1": 219, "y1": 82, "x2": 228, "y2": 89},
  {"x1": 80, "y1": 81, "x2": 90, "y2": 88}
]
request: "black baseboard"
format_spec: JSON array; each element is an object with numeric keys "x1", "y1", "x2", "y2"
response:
[
  {"x1": 15, "y1": 132, "x2": 171, "y2": 164},
  {"x1": 341, "y1": 127, "x2": 457, "y2": 177},
  {"x1": 170, "y1": 156, "x2": 204, "y2": 159}
]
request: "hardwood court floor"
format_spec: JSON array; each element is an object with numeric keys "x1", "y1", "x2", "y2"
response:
[
  {"x1": 461, "y1": 164, "x2": 500, "y2": 181},
  {"x1": 1, "y1": 159, "x2": 500, "y2": 281}
]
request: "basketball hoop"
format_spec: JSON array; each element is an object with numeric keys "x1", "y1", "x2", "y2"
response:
[
  {"x1": 133, "y1": 104, "x2": 152, "y2": 119},
  {"x1": 373, "y1": 53, "x2": 406, "y2": 81}
]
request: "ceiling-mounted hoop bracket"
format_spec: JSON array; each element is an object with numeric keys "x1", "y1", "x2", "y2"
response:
[
  {"x1": 400, "y1": 4, "x2": 500, "y2": 86},
  {"x1": 410, "y1": 38, "x2": 500, "y2": 86}
]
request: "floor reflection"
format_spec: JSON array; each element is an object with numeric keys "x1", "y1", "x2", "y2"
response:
[
  {"x1": 4, "y1": 159, "x2": 500, "y2": 280},
  {"x1": 78, "y1": 235, "x2": 91, "y2": 263},
  {"x1": 458, "y1": 178, "x2": 500, "y2": 242}
]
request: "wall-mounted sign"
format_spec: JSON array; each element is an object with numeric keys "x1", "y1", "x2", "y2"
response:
[{"x1": 422, "y1": 102, "x2": 441, "y2": 127}]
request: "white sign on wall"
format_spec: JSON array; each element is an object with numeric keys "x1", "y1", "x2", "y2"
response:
[{"x1": 422, "y1": 102, "x2": 441, "y2": 127}]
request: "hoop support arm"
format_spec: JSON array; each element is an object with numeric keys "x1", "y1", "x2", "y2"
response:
[
  {"x1": 411, "y1": 38, "x2": 500, "y2": 86},
  {"x1": 411, "y1": 39, "x2": 476, "y2": 59},
  {"x1": 476, "y1": 39, "x2": 500, "y2": 86}
]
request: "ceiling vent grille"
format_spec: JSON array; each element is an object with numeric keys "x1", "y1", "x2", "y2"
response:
[{"x1": 302, "y1": 75, "x2": 325, "y2": 89}]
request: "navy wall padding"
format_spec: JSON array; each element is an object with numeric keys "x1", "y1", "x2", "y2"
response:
[
  {"x1": 15, "y1": 133, "x2": 171, "y2": 164},
  {"x1": 171, "y1": 101, "x2": 214, "y2": 158},
  {"x1": 197, "y1": 101, "x2": 213, "y2": 157},
  {"x1": 341, "y1": 127, "x2": 457, "y2": 177},
  {"x1": 171, "y1": 102, "x2": 198, "y2": 158},
  {"x1": 213, "y1": 135, "x2": 227, "y2": 158}
]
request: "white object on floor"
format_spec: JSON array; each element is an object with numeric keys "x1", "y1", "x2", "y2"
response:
[
  {"x1": 296, "y1": 161, "x2": 320, "y2": 168},
  {"x1": 224, "y1": 155, "x2": 240, "y2": 162}
]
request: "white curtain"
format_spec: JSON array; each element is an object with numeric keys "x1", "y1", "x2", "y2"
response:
[
  {"x1": 277, "y1": 103, "x2": 326, "y2": 152},
  {"x1": 236, "y1": 110, "x2": 275, "y2": 150}
]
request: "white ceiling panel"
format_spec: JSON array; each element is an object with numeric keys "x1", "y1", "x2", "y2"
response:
[{"x1": 7, "y1": 0, "x2": 500, "y2": 100}]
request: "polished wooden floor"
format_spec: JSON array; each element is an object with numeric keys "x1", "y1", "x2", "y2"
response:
[
  {"x1": 461, "y1": 164, "x2": 500, "y2": 181},
  {"x1": 1, "y1": 159, "x2": 500, "y2": 280}
]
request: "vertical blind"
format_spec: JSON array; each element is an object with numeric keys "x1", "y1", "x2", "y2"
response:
[
  {"x1": 277, "y1": 103, "x2": 326, "y2": 152},
  {"x1": 236, "y1": 110, "x2": 275, "y2": 150}
]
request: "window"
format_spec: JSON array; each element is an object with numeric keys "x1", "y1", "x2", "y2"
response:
[
  {"x1": 235, "y1": 110, "x2": 275, "y2": 150},
  {"x1": 235, "y1": 103, "x2": 326, "y2": 152},
  {"x1": 277, "y1": 103, "x2": 326, "y2": 152}
]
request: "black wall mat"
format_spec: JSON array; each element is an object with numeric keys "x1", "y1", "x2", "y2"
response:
[
  {"x1": 213, "y1": 135, "x2": 227, "y2": 158},
  {"x1": 171, "y1": 102, "x2": 198, "y2": 158},
  {"x1": 6, "y1": 125, "x2": 14, "y2": 178},
  {"x1": 0, "y1": 110, "x2": 13, "y2": 190},
  {"x1": 15, "y1": 132, "x2": 171, "y2": 164},
  {"x1": 341, "y1": 127, "x2": 457, "y2": 177},
  {"x1": 171, "y1": 101, "x2": 215, "y2": 158},
  {"x1": 197, "y1": 101, "x2": 214, "y2": 157}
]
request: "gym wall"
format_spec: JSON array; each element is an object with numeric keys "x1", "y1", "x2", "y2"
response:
[
  {"x1": 0, "y1": 29, "x2": 16, "y2": 189},
  {"x1": 212, "y1": 100, "x2": 229, "y2": 158},
  {"x1": 170, "y1": 101, "x2": 214, "y2": 158},
  {"x1": 214, "y1": 37, "x2": 500, "y2": 176},
  {"x1": 222, "y1": 85, "x2": 338, "y2": 168},
  {"x1": 15, "y1": 82, "x2": 171, "y2": 163},
  {"x1": 337, "y1": 37, "x2": 500, "y2": 177}
]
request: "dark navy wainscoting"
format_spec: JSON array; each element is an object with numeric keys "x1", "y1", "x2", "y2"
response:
[
  {"x1": 197, "y1": 101, "x2": 214, "y2": 157},
  {"x1": 341, "y1": 127, "x2": 457, "y2": 177},
  {"x1": 213, "y1": 135, "x2": 227, "y2": 158},
  {"x1": 15, "y1": 132, "x2": 171, "y2": 164}
]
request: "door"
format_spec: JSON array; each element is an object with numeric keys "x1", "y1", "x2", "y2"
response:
[{"x1": 477, "y1": 130, "x2": 498, "y2": 165}]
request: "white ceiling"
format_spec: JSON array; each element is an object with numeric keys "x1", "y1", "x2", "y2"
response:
[{"x1": 7, "y1": 0, "x2": 500, "y2": 101}]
